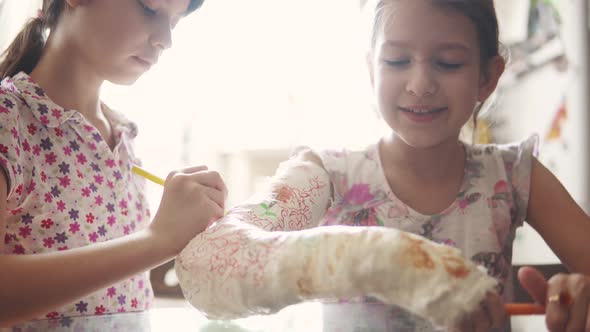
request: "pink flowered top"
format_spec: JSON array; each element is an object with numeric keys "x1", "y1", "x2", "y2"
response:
[
  {"x1": 319, "y1": 137, "x2": 537, "y2": 298},
  {"x1": 0, "y1": 72, "x2": 153, "y2": 322},
  {"x1": 319, "y1": 138, "x2": 537, "y2": 330}
]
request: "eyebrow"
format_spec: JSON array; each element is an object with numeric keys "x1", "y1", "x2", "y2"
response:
[
  {"x1": 382, "y1": 40, "x2": 471, "y2": 52},
  {"x1": 152, "y1": 0, "x2": 190, "y2": 18}
]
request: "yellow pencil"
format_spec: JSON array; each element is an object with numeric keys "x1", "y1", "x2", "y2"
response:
[{"x1": 131, "y1": 165, "x2": 165, "y2": 186}]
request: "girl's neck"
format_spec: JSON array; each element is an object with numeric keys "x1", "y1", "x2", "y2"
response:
[
  {"x1": 30, "y1": 36, "x2": 104, "y2": 119},
  {"x1": 380, "y1": 133, "x2": 465, "y2": 183}
]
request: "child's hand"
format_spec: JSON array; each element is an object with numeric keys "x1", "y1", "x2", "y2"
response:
[
  {"x1": 149, "y1": 165, "x2": 228, "y2": 255},
  {"x1": 454, "y1": 291, "x2": 507, "y2": 331},
  {"x1": 519, "y1": 266, "x2": 590, "y2": 332}
]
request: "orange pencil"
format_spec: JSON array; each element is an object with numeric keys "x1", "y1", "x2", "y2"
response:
[{"x1": 504, "y1": 303, "x2": 545, "y2": 316}]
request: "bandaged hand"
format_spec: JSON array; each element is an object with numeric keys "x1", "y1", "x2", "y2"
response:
[{"x1": 175, "y1": 219, "x2": 496, "y2": 328}]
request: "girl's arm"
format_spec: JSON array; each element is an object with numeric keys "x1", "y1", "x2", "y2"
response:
[
  {"x1": 523, "y1": 158, "x2": 590, "y2": 331},
  {"x1": 175, "y1": 150, "x2": 497, "y2": 328},
  {"x1": 0, "y1": 167, "x2": 226, "y2": 327},
  {"x1": 526, "y1": 158, "x2": 590, "y2": 273}
]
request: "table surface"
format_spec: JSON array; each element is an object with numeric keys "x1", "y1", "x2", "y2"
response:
[
  {"x1": 4, "y1": 302, "x2": 325, "y2": 332},
  {"x1": 3, "y1": 302, "x2": 548, "y2": 332}
]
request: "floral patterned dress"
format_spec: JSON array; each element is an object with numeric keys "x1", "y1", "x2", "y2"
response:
[
  {"x1": 0, "y1": 72, "x2": 153, "y2": 327},
  {"x1": 316, "y1": 137, "x2": 537, "y2": 330}
]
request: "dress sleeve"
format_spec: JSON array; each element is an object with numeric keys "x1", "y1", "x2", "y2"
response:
[
  {"x1": 499, "y1": 135, "x2": 539, "y2": 227},
  {"x1": 0, "y1": 89, "x2": 25, "y2": 199}
]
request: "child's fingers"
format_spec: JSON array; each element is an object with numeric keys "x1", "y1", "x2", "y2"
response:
[
  {"x1": 564, "y1": 275, "x2": 590, "y2": 332},
  {"x1": 566, "y1": 297, "x2": 589, "y2": 332},
  {"x1": 456, "y1": 292, "x2": 505, "y2": 332},
  {"x1": 181, "y1": 165, "x2": 209, "y2": 173},
  {"x1": 545, "y1": 274, "x2": 570, "y2": 331},
  {"x1": 195, "y1": 171, "x2": 226, "y2": 192},
  {"x1": 472, "y1": 310, "x2": 491, "y2": 332},
  {"x1": 172, "y1": 168, "x2": 228, "y2": 199},
  {"x1": 485, "y1": 291, "x2": 507, "y2": 328},
  {"x1": 205, "y1": 187, "x2": 225, "y2": 210},
  {"x1": 518, "y1": 266, "x2": 548, "y2": 305},
  {"x1": 166, "y1": 166, "x2": 208, "y2": 182},
  {"x1": 457, "y1": 316, "x2": 473, "y2": 332},
  {"x1": 214, "y1": 174, "x2": 228, "y2": 200},
  {"x1": 205, "y1": 196, "x2": 225, "y2": 220}
]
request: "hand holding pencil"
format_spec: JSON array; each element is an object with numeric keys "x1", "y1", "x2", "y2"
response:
[
  {"x1": 517, "y1": 266, "x2": 590, "y2": 331},
  {"x1": 133, "y1": 164, "x2": 228, "y2": 256}
]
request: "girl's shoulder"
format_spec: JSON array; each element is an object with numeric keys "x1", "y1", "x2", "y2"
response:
[
  {"x1": 294, "y1": 143, "x2": 380, "y2": 175},
  {"x1": 1, "y1": 75, "x2": 27, "y2": 112},
  {"x1": 466, "y1": 135, "x2": 539, "y2": 206},
  {"x1": 289, "y1": 144, "x2": 382, "y2": 198},
  {"x1": 467, "y1": 135, "x2": 539, "y2": 166},
  {"x1": 0, "y1": 72, "x2": 45, "y2": 122}
]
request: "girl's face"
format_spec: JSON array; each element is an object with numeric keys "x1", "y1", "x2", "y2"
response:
[
  {"x1": 368, "y1": 0, "x2": 503, "y2": 148},
  {"x1": 66, "y1": 0, "x2": 190, "y2": 84}
]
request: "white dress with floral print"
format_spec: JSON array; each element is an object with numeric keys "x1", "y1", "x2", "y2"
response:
[{"x1": 317, "y1": 137, "x2": 537, "y2": 330}]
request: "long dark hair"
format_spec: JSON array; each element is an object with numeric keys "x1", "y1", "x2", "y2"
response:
[
  {"x1": 0, "y1": 0, "x2": 65, "y2": 79},
  {"x1": 0, "y1": 0, "x2": 205, "y2": 80}
]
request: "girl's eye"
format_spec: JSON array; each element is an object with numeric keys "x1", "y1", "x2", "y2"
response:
[
  {"x1": 436, "y1": 61, "x2": 463, "y2": 70},
  {"x1": 137, "y1": 0, "x2": 157, "y2": 17},
  {"x1": 384, "y1": 59, "x2": 410, "y2": 68}
]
